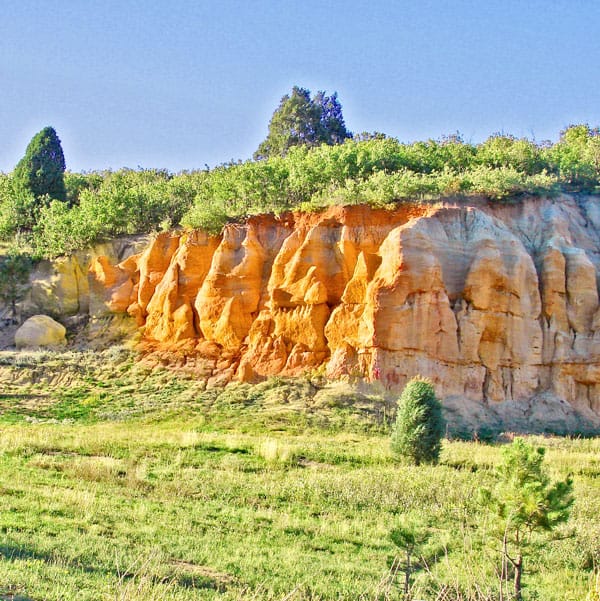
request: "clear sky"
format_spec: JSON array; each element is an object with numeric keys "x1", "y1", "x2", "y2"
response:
[{"x1": 1, "y1": 0, "x2": 599, "y2": 173}]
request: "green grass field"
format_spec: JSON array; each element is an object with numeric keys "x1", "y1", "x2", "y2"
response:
[{"x1": 0, "y1": 348, "x2": 598, "y2": 600}]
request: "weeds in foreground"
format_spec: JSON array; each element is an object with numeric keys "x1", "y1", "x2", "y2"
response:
[
  {"x1": 0, "y1": 422, "x2": 596, "y2": 600},
  {"x1": 0, "y1": 351, "x2": 598, "y2": 600}
]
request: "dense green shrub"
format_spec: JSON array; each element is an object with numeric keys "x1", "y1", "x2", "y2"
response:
[
  {"x1": 31, "y1": 169, "x2": 192, "y2": 258},
  {"x1": 476, "y1": 134, "x2": 544, "y2": 174},
  {"x1": 180, "y1": 201, "x2": 230, "y2": 235},
  {"x1": 544, "y1": 124, "x2": 600, "y2": 190},
  {"x1": 391, "y1": 377, "x2": 445, "y2": 465},
  {"x1": 64, "y1": 171, "x2": 103, "y2": 205},
  {"x1": 459, "y1": 165, "x2": 559, "y2": 199},
  {"x1": 0, "y1": 175, "x2": 40, "y2": 237},
  {"x1": 32, "y1": 200, "x2": 97, "y2": 257},
  {"x1": 184, "y1": 158, "x2": 291, "y2": 217}
]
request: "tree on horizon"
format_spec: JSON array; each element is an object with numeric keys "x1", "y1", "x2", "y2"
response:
[{"x1": 254, "y1": 86, "x2": 351, "y2": 159}]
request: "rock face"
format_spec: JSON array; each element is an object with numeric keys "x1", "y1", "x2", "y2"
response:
[
  {"x1": 24, "y1": 196, "x2": 600, "y2": 432},
  {"x1": 15, "y1": 315, "x2": 66, "y2": 349},
  {"x1": 23, "y1": 236, "x2": 148, "y2": 321}
]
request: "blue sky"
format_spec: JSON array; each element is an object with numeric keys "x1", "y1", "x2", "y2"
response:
[{"x1": 1, "y1": 0, "x2": 599, "y2": 172}]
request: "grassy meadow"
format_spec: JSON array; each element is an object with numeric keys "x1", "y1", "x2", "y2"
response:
[{"x1": 0, "y1": 348, "x2": 598, "y2": 601}]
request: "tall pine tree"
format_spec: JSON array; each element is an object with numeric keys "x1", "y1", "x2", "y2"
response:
[{"x1": 13, "y1": 126, "x2": 67, "y2": 202}]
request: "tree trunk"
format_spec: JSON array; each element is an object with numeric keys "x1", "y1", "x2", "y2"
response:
[
  {"x1": 404, "y1": 550, "x2": 411, "y2": 598},
  {"x1": 514, "y1": 554, "x2": 523, "y2": 601},
  {"x1": 499, "y1": 534, "x2": 508, "y2": 601}
]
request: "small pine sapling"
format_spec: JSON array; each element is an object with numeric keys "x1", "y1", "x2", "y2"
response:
[
  {"x1": 480, "y1": 438, "x2": 573, "y2": 601},
  {"x1": 390, "y1": 514, "x2": 432, "y2": 598}
]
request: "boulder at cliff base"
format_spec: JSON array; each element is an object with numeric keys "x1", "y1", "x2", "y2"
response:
[{"x1": 15, "y1": 315, "x2": 67, "y2": 349}]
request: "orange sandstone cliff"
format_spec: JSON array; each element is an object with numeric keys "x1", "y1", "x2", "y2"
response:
[{"x1": 25, "y1": 196, "x2": 600, "y2": 432}]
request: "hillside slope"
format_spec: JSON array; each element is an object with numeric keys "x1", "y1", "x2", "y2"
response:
[{"x1": 18, "y1": 195, "x2": 600, "y2": 433}]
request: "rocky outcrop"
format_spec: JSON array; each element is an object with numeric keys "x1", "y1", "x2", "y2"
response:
[
  {"x1": 15, "y1": 315, "x2": 66, "y2": 349},
  {"x1": 21, "y1": 196, "x2": 600, "y2": 432},
  {"x1": 23, "y1": 236, "x2": 148, "y2": 321}
]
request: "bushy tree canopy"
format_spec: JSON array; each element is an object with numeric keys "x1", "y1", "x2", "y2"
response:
[
  {"x1": 547, "y1": 124, "x2": 600, "y2": 189},
  {"x1": 254, "y1": 86, "x2": 351, "y2": 159},
  {"x1": 13, "y1": 126, "x2": 67, "y2": 202},
  {"x1": 391, "y1": 377, "x2": 445, "y2": 465}
]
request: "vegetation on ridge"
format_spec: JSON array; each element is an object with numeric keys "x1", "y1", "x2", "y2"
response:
[
  {"x1": 1, "y1": 89, "x2": 600, "y2": 261},
  {"x1": 0, "y1": 246, "x2": 32, "y2": 322}
]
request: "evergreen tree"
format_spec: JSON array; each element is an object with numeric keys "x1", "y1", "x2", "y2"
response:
[
  {"x1": 391, "y1": 377, "x2": 445, "y2": 465},
  {"x1": 254, "y1": 87, "x2": 351, "y2": 159},
  {"x1": 313, "y1": 90, "x2": 350, "y2": 145},
  {"x1": 480, "y1": 438, "x2": 573, "y2": 601},
  {"x1": 13, "y1": 126, "x2": 67, "y2": 202}
]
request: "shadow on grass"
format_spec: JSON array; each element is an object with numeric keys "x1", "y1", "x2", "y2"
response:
[
  {"x1": 0, "y1": 542, "x2": 102, "y2": 576},
  {"x1": 0, "y1": 542, "x2": 232, "y2": 593},
  {"x1": 0, "y1": 394, "x2": 46, "y2": 400}
]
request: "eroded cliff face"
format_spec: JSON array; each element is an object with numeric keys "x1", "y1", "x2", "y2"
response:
[{"x1": 24, "y1": 196, "x2": 600, "y2": 432}]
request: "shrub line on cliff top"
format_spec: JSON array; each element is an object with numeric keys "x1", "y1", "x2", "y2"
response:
[{"x1": 1, "y1": 125, "x2": 599, "y2": 258}]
